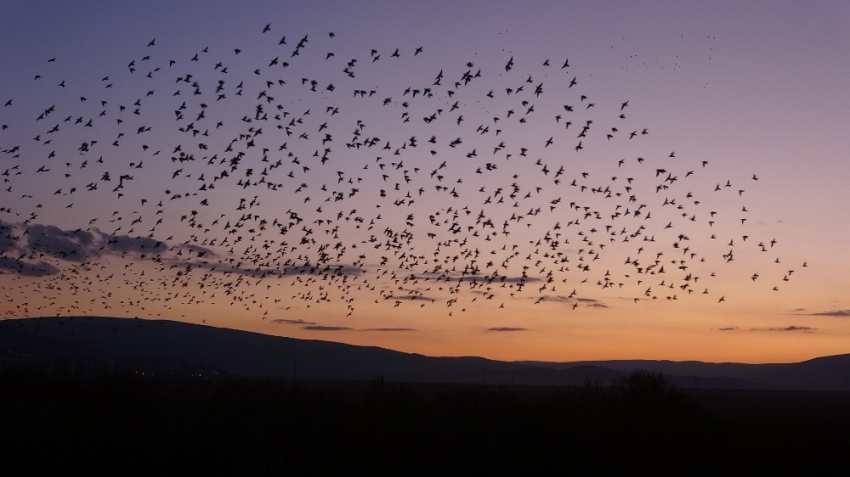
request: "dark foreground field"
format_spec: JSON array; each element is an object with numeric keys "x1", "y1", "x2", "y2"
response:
[{"x1": 2, "y1": 371, "x2": 848, "y2": 474}]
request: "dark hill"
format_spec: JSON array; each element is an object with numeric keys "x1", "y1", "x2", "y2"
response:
[{"x1": 2, "y1": 317, "x2": 847, "y2": 390}]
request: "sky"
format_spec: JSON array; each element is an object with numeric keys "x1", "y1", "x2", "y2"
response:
[{"x1": 1, "y1": 0, "x2": 849, "y2": 363}]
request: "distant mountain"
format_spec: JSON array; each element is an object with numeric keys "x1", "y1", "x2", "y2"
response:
[
  {"x1": 521, "y1": 355, "x2": 850, "y2": 391},
  {"x1": 0, "y1": 317, "x2": 530, "y2": 383},
  {"x1": 1, "y1": 317, "x2": 848, "y2": 390}
]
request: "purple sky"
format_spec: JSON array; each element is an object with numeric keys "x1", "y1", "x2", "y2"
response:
[{"x1": 1, "y1": 1, "x2": 848, "y2": 363}]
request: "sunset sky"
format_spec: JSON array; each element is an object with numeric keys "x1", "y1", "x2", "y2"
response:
[{"x1": 1, "y1": 1, "x2": 848, "y2": 364}]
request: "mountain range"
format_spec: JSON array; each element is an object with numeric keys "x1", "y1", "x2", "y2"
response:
[{"x1": 1, "y1": 317, "x2": 848, "y2": 391}]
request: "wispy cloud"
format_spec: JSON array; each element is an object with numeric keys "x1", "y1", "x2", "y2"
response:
[
  {"x1": 163, "y1": 256, "x2": 361, "y2": 282},
  {"x1": 0, "y1": 257, "x2": 57, "y2": 276},
  {"x1": 290, "y1": 322, "x2": 415, "y2": 332},
  {"x1": 271, "y1": 318, "x2": 316, "y2": 325},
  {"x1": 282, "y1": 264, "x2": 363, "y2": 276},
  {"x1": 182, "y1": 243, "x2": 216, "y2": 258},
  {"x1": 529, "y1": 295, "x2": 608, "y2": 308},
  {"x1": 29, "y1": 224, "x2": 167, "y2": 260},
  {"x1": 1, "y1": 220, "x2": 171, "y2": 273},
  {"x1": 389, "y1": 294, "x2": 436, "y2": 302},
  {"x1": 415, "y1": 271, "x2": 541, "y2": 284},
  {"x1": 537, "y1": 295, "x2": 572, "y2": 303},
  {"x1": 0, "y1": 220, "x2": 369, "y2": 283},
  {"x1": 303, "y1": 325, "x2": 352, "y2": 331},
  {"x1": 487, "y1": 327, "x2": 527, "y2": 332},
  {"x1": 806, "y1": 310, "x2": 850, "y2": 317},
  {"x1": 750, "y1": 326, "x2": 814, "y2": 332},
  {"x1": 0, "y1": 221, "x2": 15, "y2": 253}
]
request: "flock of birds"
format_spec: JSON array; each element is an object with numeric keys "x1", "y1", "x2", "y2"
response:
[{"x1": 0, "y1": 24, "x2": 805, "y2": 325}]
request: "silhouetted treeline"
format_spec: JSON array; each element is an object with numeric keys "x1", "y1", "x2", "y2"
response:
[{"x1": 1, "y1": 370, "x2": 847, "y2": 474}]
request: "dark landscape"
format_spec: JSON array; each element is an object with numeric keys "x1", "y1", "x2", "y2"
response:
[
  {"x1": 2, "y1": 317, "x2": 849, "y2": 473},
  {"x1": 3, "y1": 317, "x2": 849, "y2": 390}
]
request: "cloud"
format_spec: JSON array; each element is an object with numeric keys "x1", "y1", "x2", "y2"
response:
[
  {"x1": 807, "y1": 310, "x2": 850, "y2": 317},
  {"x1": 499, "y1": 276, "x2": 541, "y2": 284},
  {"x1": 532, "y1": 295, "x2": 582, "y2": 303},
  {"x1": 26, "y1": 224, "x2": 167, "y2": 260},
  {"x1": 182, "y1": 261, "x2": 276, "y2": 278},
  {"x1": 182, "y1": 243, "x2": 216, "y2": 258},
  {"x1": 0, "y1": 257, "x2": 57, "y2": 276},
  {"x1": 0, "y1": 221, "x2": 170, "y2": 275},
  {"x1": 391, "y1": 294, "x2": 435, "y2": 302},
  {"x1": 26, "y1": 224, "x2": 97, "y2": 262},
  {"x1": 0, "y1": 220, "x2": 17, "y2": 252},
  {"x1": 427, "y1": 272, "x2": 540, "y2": 284},
  {"x1": 717, "y1": 327, "x2": 738, "y2": 331},
  {"x1": 294, "y1": 323, "x2": 415, "y2": 332},
  {"x1": 282, "y1": 264, "x2": 363, "y2": 276},
  {"x1": 526, "y1": 295, "x2": 608, "y2": 308},
  {"x1": 303, "y1": 325, "x2": 352, "y2": 331},
  {"x1": 271, "y1": 318, "x2": 316, "y2": 325},
  {"x1": 172, "y1": 258, "x2": 366, "y2": 283},
  {"x1": 487, "y1": 327, "x2": 526, "y2": 332},
  {"x1": 105, "y1": 234, "x2": 167, "y2": 254},
  {"x1": 750, "y1": 326, "x2": 815, "y2": 332},
  {"x1": 537, "y1": 295, "x2": 572, "y2": 303}
]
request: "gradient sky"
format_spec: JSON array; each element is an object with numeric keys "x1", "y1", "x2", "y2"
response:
[{"x1": 1, "y1": 1, "x2": 848, "y2": 363}]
